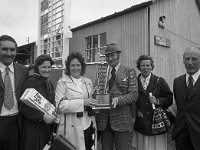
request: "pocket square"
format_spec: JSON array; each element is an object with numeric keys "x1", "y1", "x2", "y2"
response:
[{"x1": 122, "y1": 78, "x2": 127, "y2": 81}]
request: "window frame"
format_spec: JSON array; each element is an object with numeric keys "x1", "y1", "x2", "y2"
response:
[{"x1": 85, "y1": 32, "x2": 106, "y2": 64}]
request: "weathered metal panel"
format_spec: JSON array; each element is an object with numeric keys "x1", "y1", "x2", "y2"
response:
[
  {"x1": 149, "y1": 0, "x2": 200, "y2": 88},
  {"x1": 69, "y1": 8, "x2": 149, "y2": 81}
]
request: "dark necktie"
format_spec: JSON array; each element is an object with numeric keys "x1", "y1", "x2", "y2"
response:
[
  {"x1": 187, "y1": 75, "x2": 193, "y2": 97},
  {"x1": 4, "y1": 67, "x2": 14, "y2": 110},
  {"x1": 109, "y1": 68, "x2": 116, "y2": 91}
]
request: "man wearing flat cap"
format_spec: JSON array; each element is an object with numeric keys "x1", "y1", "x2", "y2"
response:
[{"x1": 96, "y1": 43, "x2": 138, "y2": 150}]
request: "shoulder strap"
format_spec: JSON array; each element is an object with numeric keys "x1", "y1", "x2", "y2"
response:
[{"x1": 152, "y1": 77, "x2": 160, "y2": 95}]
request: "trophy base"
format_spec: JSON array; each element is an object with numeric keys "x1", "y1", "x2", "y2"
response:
[{"x1": 93, "y1": 94, "x2": 111, "y2": 109}]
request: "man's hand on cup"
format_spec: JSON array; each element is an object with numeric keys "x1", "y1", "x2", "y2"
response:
[
  {"x1": 111, "y1": 97, "x2": 119, "y2": 108},
  {"x1": 84, "y1": 98, "x2": 97, "y2": 107}
]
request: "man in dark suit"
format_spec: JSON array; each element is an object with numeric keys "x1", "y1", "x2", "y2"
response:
[
  {"x1": 97, "y1": 43, "x2": 138, "y2": 150},
  {"x1": 173, "y1": 46, "x2": 200, "y2": 150},
  {"x1": 0, "y1": 35, "x2": 29, "y2": 150}
]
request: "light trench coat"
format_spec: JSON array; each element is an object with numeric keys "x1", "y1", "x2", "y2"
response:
[{"x1": 55, "y1": 75, "x2": 97, "y2": 150}]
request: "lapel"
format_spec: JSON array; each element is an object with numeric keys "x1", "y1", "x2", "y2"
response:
[
  {"x1": 137, "y1": 73, "x2": 159, "y2": 95},
  {"x1": 145, "y1": 74, "x2": 160, "y2": 94},
  {"x1": 0, "y1": 71, "x2": 4, "y2": 90},
  {"x1": 14, "y1": 63, "x2": 21, "y2": 91},
  {"x1": 181, "y1": 74, "x2": 187, "y2": 94},
  {"x1": 176, "y1": 74, "x2": 187, "y2": 101},
  {"x1": 64, "y1": 75, "x2": 83, "y2": 94},
  {"x1": 109, "y1": 65, "x2": 123, "y2": 93},
  {"x1": 187, "y1": 75, "x2": 200, "y2": 100},
  {"x1": 137, "y1": 77, "x2": 146, "y2": 94},
  {"x1": 115, "y1": 65, "x2": 122, "y2": 80}
]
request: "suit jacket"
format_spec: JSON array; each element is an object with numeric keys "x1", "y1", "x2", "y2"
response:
[
  {"x1": 173, "y1": 74, "x2": 200, "y2": 149},
  {"x1": 134, "y1": 73, "x2": 173, "y2": 135},
  {"x1": 0, "y1": 63, "x2": 29, "y2": 129},
  {"x1": 97, "y1": 65, "x2": 138, "y2": 132}
]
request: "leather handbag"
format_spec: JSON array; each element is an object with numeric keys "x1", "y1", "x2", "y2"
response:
[
  {"x1": 43, "y1": 99, "x2": 76, "y2": 150},
  {"x1": 48, "y1": 135, "x2": 76, "y2": 150},
  {"x1": 49, "y1": 110, "x2": 76, "y2": 150}
]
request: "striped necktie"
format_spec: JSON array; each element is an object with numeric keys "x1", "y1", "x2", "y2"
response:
[
  {"x1": 109, "y1": 68, "x2": 116, "y2": 91},
  {"x1": 4, "y1": 66, "x2": 14, "y2": 110},
  {"x1": 143, "y1": 78, "x2": 148, "y2": 90}
]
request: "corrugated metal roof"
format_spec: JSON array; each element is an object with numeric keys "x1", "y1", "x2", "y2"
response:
[
  {"x1": 71, "y1": 0, "x2": 153, "y2": 31},
  {"x1": 18, "y1": 42, "x2": 36, "y2": 49},
  {"x1": 71, "y1": 0, "x2": 200, "y2": 31}
]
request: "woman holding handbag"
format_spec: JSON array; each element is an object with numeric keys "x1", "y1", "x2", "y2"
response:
[
  {"x1": 134, "y1": 55, "x2": 173, "y2": 150},
  {"x1": 55, "y1": 52, "x2": 97, "y2": 150}
]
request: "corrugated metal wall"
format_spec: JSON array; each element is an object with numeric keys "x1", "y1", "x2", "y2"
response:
[
  {"x1": 69, "y1": 0, "x2": 200, "y2": 85},
  {"x1": 69, "y1": 8, "x2": 149, "y2": 82},
  {"x1": 149, "y1": 0, "x2": 200, "y2": 88}
]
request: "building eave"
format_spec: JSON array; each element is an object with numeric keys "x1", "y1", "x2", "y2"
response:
[{"x1": 71, "y1": 1, "x2": 153, "y2": 31}]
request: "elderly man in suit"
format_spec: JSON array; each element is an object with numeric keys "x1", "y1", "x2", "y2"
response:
[
  {"x1": 0, "y1": 35, "x2": 29, "y2": 150},
  {"x1": 96, "y1": 43, "x2": 138, "y2": 150},
  {"x1": 173, "y1": 46, "x2": 200, "y2": 150}
]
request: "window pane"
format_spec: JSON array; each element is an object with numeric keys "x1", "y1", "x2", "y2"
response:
[
  {"x1": 57, "y1": 6, "x2": 62, "y2": 12},
  {"x1": 41, "y1": 0, "x2": 48, "y2": 12},
  {"x1": 100, "y1": 47, "x2": 106, "y2": 55},
  {"x1": 86, "y1": 36, "x2": 92, "y2": 49},
  {"x1": 55, "y1": 52, "x2": 61, "y2": 57},
  {"x1": 100, "y1": 33, "x2": 106, "y2": 47},
  {"x1": 56, "y1": 34, "x2": 61, "y2": 40},
  {"x1": 93, "y1": 35, "x2": 98, "y2": 48},
  {"x1": 92, "y1": 48, "x2": 98, "y2": 62},
  {"x1": 86, "y1": 50, "x2": 92, "y2": 62}
]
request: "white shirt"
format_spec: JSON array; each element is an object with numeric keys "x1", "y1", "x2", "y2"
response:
[
  {"x1": 140, "y1": 73, "x2": 151, "y2": 90},
  {"x1": 186, "y1": 69, "x2": 200, "y2": 86},
  {"x1": 0, "y1": 62, "x2": 18, "y2": 116},
  {"x1": 109, "y1": 63, "x2": 120, "y2": 80}
]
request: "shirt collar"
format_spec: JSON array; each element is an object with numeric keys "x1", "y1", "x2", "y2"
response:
[
  {"x1": 70, "y1": 75, "x2": 83, "y2": 83},
  {"x1": 111, "y1": 63, "x2": 120, "y2": 72},
  {"x1": 186, "y1": 69, "x2": 200, "y2": 84},
  {"x1": 140, "y1": 73, "x2": 151, "y2": 82},
  {"x1": 0, "y1": 62, "x2": 14, "y2": 73}
]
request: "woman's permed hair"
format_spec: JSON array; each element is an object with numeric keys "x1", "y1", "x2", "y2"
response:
[
  {"x1": 34, "y1": 54, "x2": 54, "y2": 74},
  {"x1": 65, "y1": 52, "x2": 86, "y2": 76},
  {"x1": 136, "y1": 55, "x2": 154, "y2": 70}
]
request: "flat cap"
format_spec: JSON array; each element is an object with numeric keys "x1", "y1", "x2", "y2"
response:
[{"x1": 105, "y1": 43, "x2": 122, "y2": 55}]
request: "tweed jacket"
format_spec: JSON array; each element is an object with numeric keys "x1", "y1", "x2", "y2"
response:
[
  {"x1": 0, "y1": 63, "x2": 29, "y2": 129},
  {"x1": 134, "y1": 73, "x2": 173, "y2": 135},
  {"x1": 173, "y1": 74, "x2": 200, "y2": 149},
  {"x1": 97, "y1": 64, "x2": 138, "y2": 132}
]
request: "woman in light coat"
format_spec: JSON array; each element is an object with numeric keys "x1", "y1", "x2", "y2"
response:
[{"x1": 55, "y1": 52, "x2": 97, "y2": 150}]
